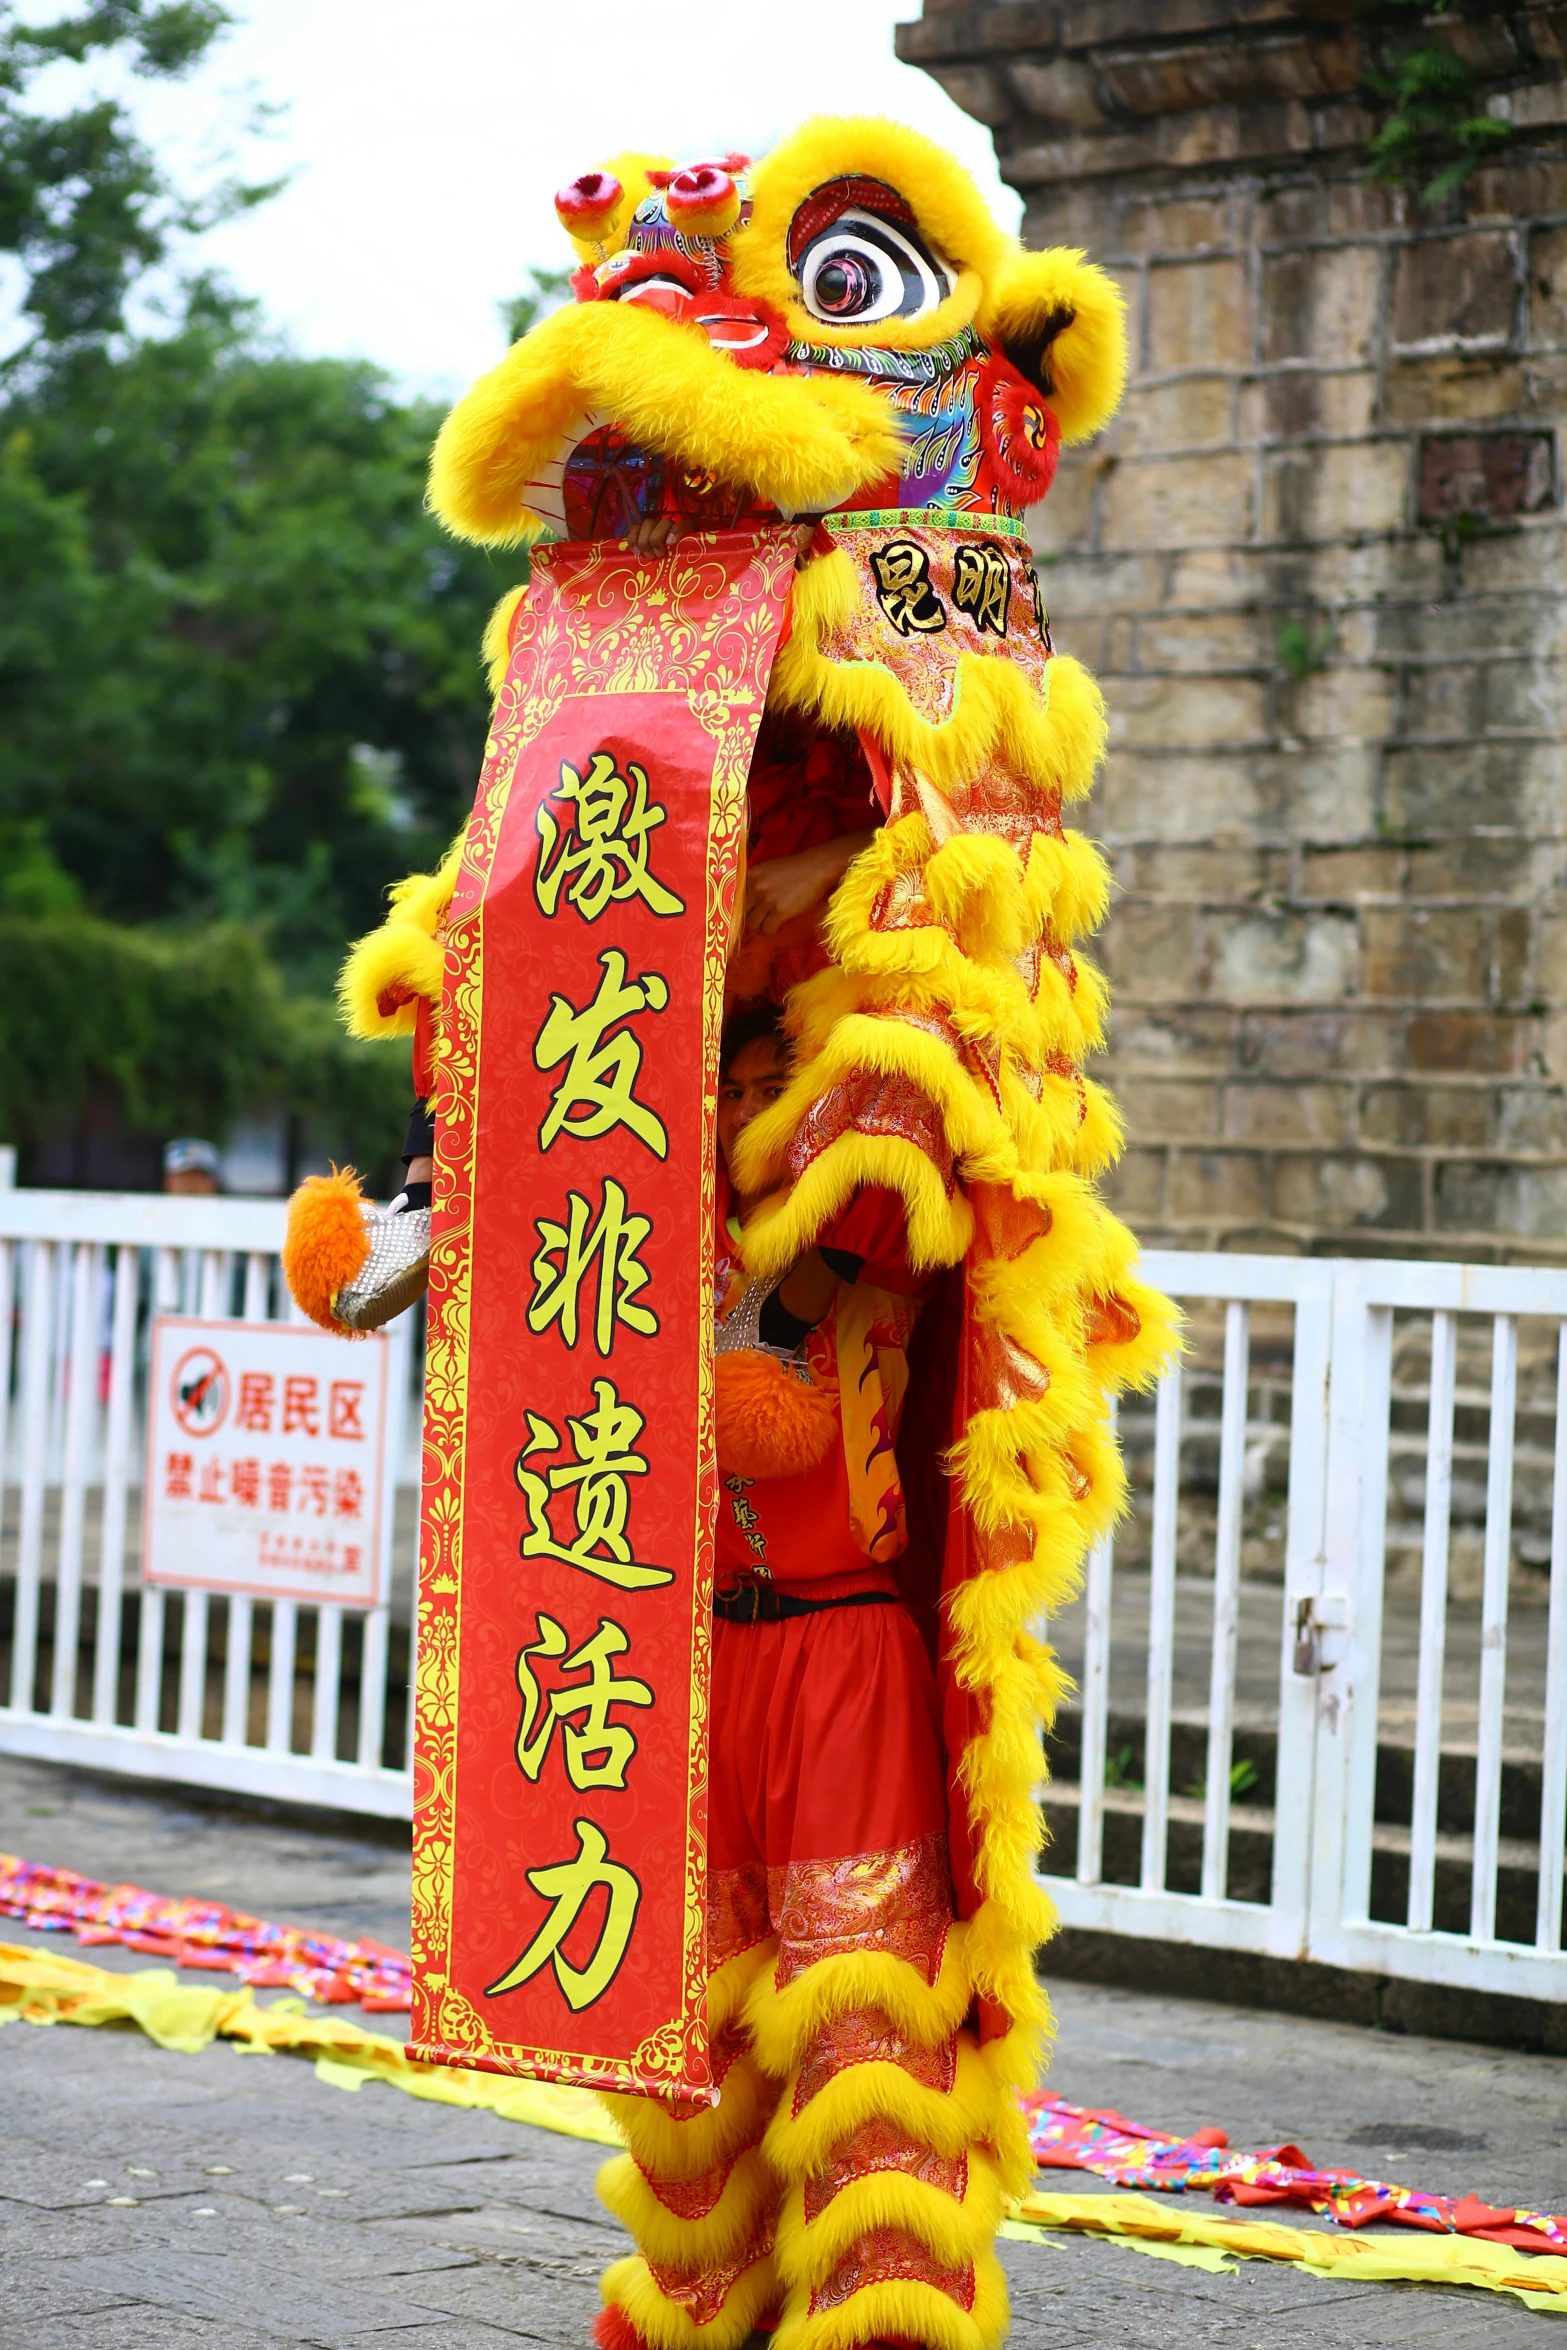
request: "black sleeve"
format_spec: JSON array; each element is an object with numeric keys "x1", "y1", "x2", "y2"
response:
[
  {"x1": 819, "y1": 1246, "x2": 865, "y2": 1283},
  {"x1": 758, "y1": 1288, "x2": 816, "y2": 1349},
  {"x1": 402, "y1": 1097, "x2": 435, "y2": 1165}
]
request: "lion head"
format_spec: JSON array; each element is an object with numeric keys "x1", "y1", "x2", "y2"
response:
[{"x1": 427, "y1": 116, "x2": 1126, "y2": 550}]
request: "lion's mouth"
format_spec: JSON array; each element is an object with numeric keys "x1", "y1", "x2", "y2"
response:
[
  {"x1": 521, "y1": 283, "x2": 795, "y2": 541},
  {"x1": 540, "y1": 418, "x2": 786, "y2": 542},
  {"x1": 596, "y1": 251, "x2": 791, "y2": 370}
]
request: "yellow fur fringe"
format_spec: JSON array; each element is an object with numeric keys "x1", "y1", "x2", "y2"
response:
[
  {"x1": 733, "y1": 485, "x2": 1181, "y2": 2149},
  {"x1": 338, "y1": 837, "x2": 464, "y2": 1040},
  {"x1": 763, "y1": 2037, "x2": 1000, "y2": 2182},
  {"x1": 771, "y1": 559, "x2": 1109, "y2": 803},
  {"x1": 773, "y1": 2154, "x2": 1006, "y2": 2290},
  {"x1": 427, "y1": 301, "x2": 904, "y2": 548},
  {"x1": 598, "y1": 2144, "x2": 777, "y2": 2271},
  {"x1": 771, "y1": 2255, "x2": 1009, "y2": 2350},
  {"x1": 744, "y1": 1924, "x2": 974, "y2": 2074},
  {"x1": 600, "y1": 2248, "x2": 780, "y2": 2350}
]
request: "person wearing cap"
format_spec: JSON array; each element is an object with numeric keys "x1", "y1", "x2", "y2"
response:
[{"x1": 163, "y1": 1138, "x2": 221, "y2": 1196}]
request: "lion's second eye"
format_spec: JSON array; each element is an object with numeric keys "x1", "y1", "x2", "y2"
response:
[{"x1": 798, "y1": 210, "x2": 953, "y2": 328}]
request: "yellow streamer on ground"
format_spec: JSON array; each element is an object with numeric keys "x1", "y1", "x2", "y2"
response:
[
  {"x1": 1008, "y1": 2191, "x2": 1567, "y2": 2315},
  {"x1": 0, "y1": 1942, "x2": 620, "y2": 2146},
  {"x1": 8, "y1": 1943, "x2": 1567, "y2": 2316}
]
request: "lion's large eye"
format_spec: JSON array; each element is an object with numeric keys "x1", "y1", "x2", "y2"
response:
[{"x1": 797, "y1": 209, "x2": 953, "y2": 326}]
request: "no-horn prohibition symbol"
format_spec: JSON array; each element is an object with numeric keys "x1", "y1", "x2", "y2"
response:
[{"x1": 170, "y1": 1345, "x2": 230, "y2": 1438}]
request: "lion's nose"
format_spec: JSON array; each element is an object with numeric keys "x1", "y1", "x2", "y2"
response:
[
  {"x1": 666, "y1": 164, "x2": 740, "y2": 239},
  {"x1": 556, "y1": 171, "x2": 624, "y2": 242}
]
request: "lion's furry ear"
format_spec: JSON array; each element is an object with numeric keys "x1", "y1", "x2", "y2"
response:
[{"x1": 980, "y1": 251, "x2": 1128, "y2": 445}]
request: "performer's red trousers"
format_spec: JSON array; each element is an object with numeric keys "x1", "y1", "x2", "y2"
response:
[{"x1": 595, "y1": 1592, "x2": 1010, "y2": 2350}]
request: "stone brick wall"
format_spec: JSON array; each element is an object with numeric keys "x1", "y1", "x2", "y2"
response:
[{"x1": 900, "y1": 2, "x2": 1567, "y2": 1259}]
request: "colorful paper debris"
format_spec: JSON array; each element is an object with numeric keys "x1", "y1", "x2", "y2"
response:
[
  {"x1": 0, "y1": 1853, "x2": 411, "y2": 2011},
  {"x1": 1023, "y1": 2093, "x2": 1567, "y2": 2256}
]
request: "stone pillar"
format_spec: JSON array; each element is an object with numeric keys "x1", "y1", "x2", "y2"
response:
[{"x1": 900, "y1": 3, "x2": 1567, "y2": 1261}]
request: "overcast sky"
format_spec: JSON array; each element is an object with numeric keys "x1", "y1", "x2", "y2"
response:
[{"x1": 118, "y1": 0, "x2": 1018, "y2": 399}]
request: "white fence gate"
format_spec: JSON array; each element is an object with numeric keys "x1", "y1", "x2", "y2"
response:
[{"x1": 2, "y1": 1192, "x2": 1565, "y2": 2004}]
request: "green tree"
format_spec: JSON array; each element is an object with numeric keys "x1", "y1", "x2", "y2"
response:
[
  {"x1": 0, "y1": 4, "x2": 523, "y2": 1180},
  {"x1": 0, "y1": 1, "x2": 272, "y2": 356},
  {"x1": 4, "y1": 299, "x2": 515, "y2": 985}
]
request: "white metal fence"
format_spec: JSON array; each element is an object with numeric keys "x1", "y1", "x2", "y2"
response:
[
  {"x1": 0, "y1": 1188, "x2": 416, "y2": 1818},
  {"x1": 1050, "y1": 1249, "x2": 1567, "y2": 2004},
  {"x1": 2, "y1": 1192, "x2": 1565, "y2": 2003}
]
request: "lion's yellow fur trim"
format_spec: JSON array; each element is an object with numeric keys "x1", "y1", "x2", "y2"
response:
[
  {"x1": 482, "y1": 582, "x2": 530, "y2": 698},
  {"x1": 595, "y1": 1945, "x2": 776, "y2": 2182},
  {"x1": 600, "y1": 2248, "x2": 780, "y2": 2350},
  {"x1": 337, "y1": 836, "x2": 464, "y2": 1040},
  {"x1": 600, "y1": 2052, "x2": 774, "y2": 2185},
  {"x1": 744, "y1": 1925, "x2": 973, "y2": 2075},
  {"x1": 428, "y1": 302, "x2": 903, "y2": 548},
  {"x1": 772, "y1": 557, "x2": 1108, "y2": 803},
  {"x1": 763, "y1": 2037, "x2": 1001, "y2": 2179},
  {"x1": 774, "y1": 2153, "x2": 1006, "y2": 2288},
  {"x1": 736, "y1": 568, "x2": 1180, "y2": 2088},
  {"x1": 739, "y1": 1132, "x2": 974, "y2": 1283},
  {"x1": 707, "y1": 1940, "x2": 778, "y2": 2034},
  {"x1": 770, "y1": 2254, "x2": 1009, "y2": 2350},
  {"x1": 598, "y1": 2144, "x2": 777, "y2": 2270}
]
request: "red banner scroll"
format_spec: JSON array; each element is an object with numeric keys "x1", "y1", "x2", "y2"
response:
[{"x1": 409, "y1": 530, "x2": 798, "y2": 2104}]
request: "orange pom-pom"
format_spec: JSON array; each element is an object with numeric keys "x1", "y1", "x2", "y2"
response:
[
  {"x1": 282, "y1": 1168, "x2": 370, "y2": 1335},
  {"x1": 555, "y1": 170, "x2": 624, "y2": 244},
  {"x1": 714, "y1": 1351, "x2": 836, "y2": 1481},
  {"x1": 665, "y1": 162, "x2": 741, "y2": 240}
]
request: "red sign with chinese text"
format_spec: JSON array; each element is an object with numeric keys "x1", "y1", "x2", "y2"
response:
[{"x1": 410, "y1": 531, "x2": 798, "y2": 2102}]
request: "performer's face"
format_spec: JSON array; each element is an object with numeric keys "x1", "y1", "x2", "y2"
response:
[{"x1": 717, "y1": 1036, "x2": 790, "y2": 1178}]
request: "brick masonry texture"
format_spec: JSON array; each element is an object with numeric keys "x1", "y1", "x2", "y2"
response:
[{"x1": 901, "y1": 1, "x2": 1567, "y2": 1260}]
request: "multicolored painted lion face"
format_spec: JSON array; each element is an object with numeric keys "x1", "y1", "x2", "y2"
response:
[{"x1": 428, "y1": 116, "x2": 1127, "y2": 550}]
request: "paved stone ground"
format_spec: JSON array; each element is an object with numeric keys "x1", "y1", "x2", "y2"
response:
[{"x1": 3, "y1": 1752, "x2": 1566, "y2": 2347}]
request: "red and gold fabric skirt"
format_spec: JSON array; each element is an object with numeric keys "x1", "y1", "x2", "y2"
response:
[{"x1": 593, "y1": 1590, "x2": 1011, "y2": 2350}]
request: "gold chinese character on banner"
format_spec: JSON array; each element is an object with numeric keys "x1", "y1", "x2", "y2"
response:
[
  {"x1": 485, "y1": 1818, "x2": 641, "y2": 2011},
  {"x1": 951, "y1": 542, "x2": 1011, "y2": 637},
  {"x1": 870, "y1": 539, "x2": 946, "y2": 636},
  {"x1": 514, "y1": 1613, "x2": 654, "y2": 1791},
  {"x1": 534, "y1": 752, "x2": 686, "y2": 925},
  {"x1": 529, "y1": 1178, "x2": 657, "y2": 1357},
  {"x1": 534, "y1": 948, "x2": 669, "y2": 1158},
  {"x1": 515, "y1": 1378, "x2": 673, "y2": 1591}
]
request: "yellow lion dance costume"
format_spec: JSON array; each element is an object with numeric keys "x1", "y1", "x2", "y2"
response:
[{"x1": 287, "y1": 118, "x2": 1176, "y2": 2350}]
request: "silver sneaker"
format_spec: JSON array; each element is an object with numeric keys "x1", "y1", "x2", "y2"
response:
[{"x1": 334, "y1": 1200, "x2": 431, "y2": 1331}]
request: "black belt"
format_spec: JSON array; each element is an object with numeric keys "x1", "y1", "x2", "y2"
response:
[{"x1": 713, "y1": 1585, "x2": 898, "y2": 1625}]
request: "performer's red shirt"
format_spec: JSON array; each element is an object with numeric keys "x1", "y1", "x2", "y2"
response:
[{"x1": 713, "y1": 1181, "x2": 922, "y2": 1597}]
